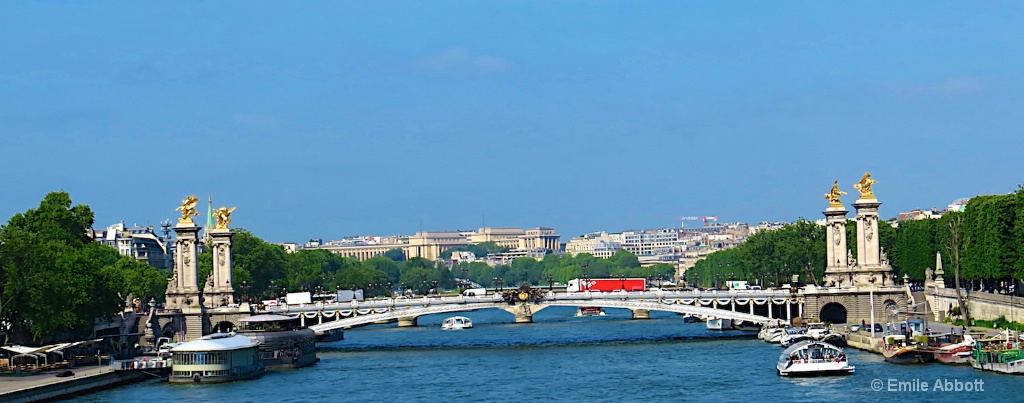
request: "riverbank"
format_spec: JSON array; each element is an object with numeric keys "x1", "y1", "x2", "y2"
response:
[
  {"x1": 838, "y1": 321, "x2": 1003, "y2": 356},
  {"x1": 0, "y1": 365, "x2": 165, "y2": 403}
]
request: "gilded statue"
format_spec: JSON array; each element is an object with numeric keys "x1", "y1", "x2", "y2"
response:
[
  {"x1": 853, "y1": 172, "x2": 877, "y2": 199},
  {"x1": 214, "y1": 206, "x2": 236, "y2": 229},
  {"x1": 824, "y1": 180, "x2": 847, "y2": 208},
  {"x1": 176, "y1": 195, "x2": 200, "y2": 224}
]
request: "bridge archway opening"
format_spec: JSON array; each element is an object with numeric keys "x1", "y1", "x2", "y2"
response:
[
  {"x1": 820, "y1": 303, "x2": 848, "y2": 324},
  {"x1": 160, "y1": 323, "x2": 177, "y2": 339},
  {"x1": 213, "y1": 321, "x2": 236, "y2": 333}
]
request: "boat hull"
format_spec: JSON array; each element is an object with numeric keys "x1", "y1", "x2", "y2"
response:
[
  {"x1": 778, "y1": 366, "x2": 855, "y2": 377},
  {"x1": 883, "y1": 349, "x2": 935, "y2": 364},
  {"x1": 970, "y1": 358, "x2": 1024, "y2": 374}
]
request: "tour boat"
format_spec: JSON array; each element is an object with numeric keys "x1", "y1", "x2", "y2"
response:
[
  {"x1": 441, "y1": 316, "x2": 473, "y2": 330},
  {"x1": 970, "y1": 331, "x2": 1024, "y2": 374},
  {"x1": 706, "y1": 317, "x2": 732, "y2": 331},
  {"x1": 237, "y1": 314, "x2": 319, "y2": 369},
  {"x1": 882, "y1": 334, "x2": 934, "y2": 364},
  {"x1": 777, "y1": 340, "x2": 855, "y2": 376},
  {"x1": 169, "y1": 333, "x2": 265, "y2": 384},
  {"x1": 780, "y1": 327, "x2": 813, "y2": 348},
  {"x1": 577, "y1": 307, "x2": 606, "y2": 317}
]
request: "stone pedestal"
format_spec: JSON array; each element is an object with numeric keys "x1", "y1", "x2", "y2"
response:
[
  {"x1": 822, "y1": 206, "x2": 850, "y2": 287},
  {"x1": 849, "y1": 198, "x2": 894, "y2": 287},
  {"x1": 631, "y1": 309, "x2": 650, "y2": 319},
  {"x1": 203, "y1": 229, "x2": 236, "y2": 307},
  {"x1": 853, "y1": 198, "x2": 882, "y2": 268},
  {"x1": 165, "y1": 224, "x2": 202, "y2": 310}
]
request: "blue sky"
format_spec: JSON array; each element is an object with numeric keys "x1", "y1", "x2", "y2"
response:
[{"x1": 3, "y1": 2, "x2": 1023, "y2": 243}]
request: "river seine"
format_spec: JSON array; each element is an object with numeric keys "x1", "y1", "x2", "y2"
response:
[{"x1": 76, "y1": 307, "x2": 1016, "y2": 402}]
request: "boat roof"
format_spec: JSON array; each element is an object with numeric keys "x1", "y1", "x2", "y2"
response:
[
  {"x1": 170, "y1": 334, "x2": 259, "y2": 352},
  {"x1": 239, "y1": 314, "x2": 298, "y2": 323},
  {"x1": 780, "y1": 340, "x2": 842, "y2": 355}
]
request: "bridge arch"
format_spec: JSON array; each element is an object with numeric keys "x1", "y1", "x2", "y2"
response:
[
  {"x1": 160, "y1": 322, "x2": 178, "y2": 339},
  {"x1": 212, "y1": 320, "x2": 237, "y2": 333},
  {"x1": 819, "y1": 302, "x2": 847, "y2": 324}
]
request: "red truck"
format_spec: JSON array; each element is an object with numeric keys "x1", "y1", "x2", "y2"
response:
[{"x1": 566, "y1": 278, "x2": 646, "y2": 292}]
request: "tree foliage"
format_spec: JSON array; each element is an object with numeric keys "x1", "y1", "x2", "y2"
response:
[{"x1": 0, "y1": 192, "x2": 167, "y2": 342}]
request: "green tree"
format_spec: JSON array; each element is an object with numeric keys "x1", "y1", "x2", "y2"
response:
[
  {"x1": 365, "y1": 256, "x2": 401, "y2": 284},
  {"x1": 0, "y1": 192, "x2": 125, "y2": 341},
  {"x1": 382, "y1": 248, "x2": 406, "y2": 262}
]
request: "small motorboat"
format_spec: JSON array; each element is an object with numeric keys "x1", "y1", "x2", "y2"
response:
[
  {"x1": 777, "y1": 340, "x2": 855, "y2": 376},
  {"x1": 733, "y1": 320, "x2": 761, "y2": 332},
  {"x1": 682, "y1": 315, "x2": 701, "y2": 324},
  {"x1": 759, "y1": 320, "x2": 787, "y2": 343},
  {"x1": 780, "y1": 327, "x2": 813, "y2": 348},
  {"x1": 577, "y1": 307, "x2": 606, "y2": 317},
  {"x1": 818, "y1": 332, "x2": 848, "y2": 348},
  {"x1": 441, "y1": 316, "x2": 473, "y2": 330}
]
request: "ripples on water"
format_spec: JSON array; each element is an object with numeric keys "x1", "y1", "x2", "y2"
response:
[{"x1": 75, "y1": 307, "x2": 1016, "y2": 403}]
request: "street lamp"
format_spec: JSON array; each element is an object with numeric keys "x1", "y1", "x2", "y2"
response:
[
  {"x1": 546, "y1": 275, "x2": 555, "y2": 291},
  {"x1": 241, "y1": 280, "x2": 250, "y2": 304},
  {"x1": 493, "y1": 277, "x2": 504, "y2": 292},
  {"x1": 619, "y1": 274, "x2": 626, "y2": 291}
]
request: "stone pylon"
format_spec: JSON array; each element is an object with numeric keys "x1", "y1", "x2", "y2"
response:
[
  {"x1": 934, "y1": 251, "x2": 945, "y2": 288},
  {"x1": 165, "y1": 223, "x2": 202, "y2": 311},
  {"x1": 203, "y1": 228, "x2": 236, "y2": 307},
  {"x1": 849, "y1": 174, "x2": 895, "y2": 286},
  {"x1": 822, "y1": 205, "x2": 850, "y2": 287}
]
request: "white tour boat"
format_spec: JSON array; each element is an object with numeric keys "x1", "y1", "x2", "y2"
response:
[
  {"x1": 441, "y1": 316, "x2": 473, "y2": 330},
  {"x1": 777, "y1": 340, "x2": 855, "y2": 376},
  {"x1": 169, "y1": 333, "x2": 265, "y2": 384}
]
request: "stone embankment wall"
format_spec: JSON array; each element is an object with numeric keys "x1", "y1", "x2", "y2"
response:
[{"x1": 926, "y1": 288, "x2": 1024, "y2": 322}]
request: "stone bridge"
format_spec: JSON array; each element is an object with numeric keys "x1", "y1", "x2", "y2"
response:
[{"x1": 258, "y1": 290, "x2": 806, "y2": 338}]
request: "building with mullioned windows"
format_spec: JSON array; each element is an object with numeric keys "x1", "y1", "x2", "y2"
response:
[
  {"x1": 312, "y1": 227, "x2": 561, "y2": 262},
  {"x1": 90, "y1": 221, "x2": 173, "y2": 270}
]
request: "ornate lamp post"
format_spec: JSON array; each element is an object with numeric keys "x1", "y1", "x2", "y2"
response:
[
  {"x1": 241, "y1": 280, "x2": 250, "y2": 304},
  {"x1": 619, "y1": 274, "x2": 626, "y2": 291},
  {"x1": 546, "y1": 275, "x2": 555, "y2": 291},
  {"x1": 493, "y1": 277, "x2": 504, "y2": 292}
]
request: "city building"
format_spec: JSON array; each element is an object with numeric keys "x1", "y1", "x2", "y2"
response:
[
  {"x1": 312, "y1": 227, "x2": 560, "y2": 263},
  {"x1": 565, "y1": 232, "x2": 622, "y2": 258},
  {"x1": 90, "y1": 222, "x2": 173, "y2": 270}
]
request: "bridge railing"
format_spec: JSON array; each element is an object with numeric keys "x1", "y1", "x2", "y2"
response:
[{"x1": 261, "y1": 289, "x2": 795, "y2": 314}]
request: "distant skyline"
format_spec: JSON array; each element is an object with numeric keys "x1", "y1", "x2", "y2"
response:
[{"x1": 4, "y1": 2, "x2": 1024, "y2": 243}]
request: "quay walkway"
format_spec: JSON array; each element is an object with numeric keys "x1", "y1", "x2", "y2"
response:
[{"x1": 0, "y1": 359, "x2": 168, "y2": 403}]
